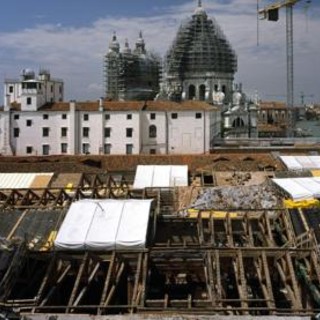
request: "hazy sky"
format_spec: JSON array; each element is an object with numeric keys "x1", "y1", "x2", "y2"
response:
[{"x1": 0, "y1": 0, "x2": 319, "y2": 104}]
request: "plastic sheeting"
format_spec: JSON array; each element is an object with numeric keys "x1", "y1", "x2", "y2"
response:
[
  {"x1": 0, "y1": 173, "x2": 53, "y2": 189},
  {"x1": 54, "y1": 199, "x2": 153, "y2": 251},
  {"x1": 85, "y1": 201, "x2": 124, "y2": 251},
  {"x1": 272, "y1": 178, "x2": 320, "y2": 200},
  {"x1": 54, "y1": 201, "x2": 97, "y2": 250},
  {"x1": 280, "y1": 156, "x2": 320, "y2": 170},
  {"x1": 116, "y1": 200, "x2": 152, "y2": 250},
  {"x1": 133, "y1": 165, "x2": 188, "y2": 188}
]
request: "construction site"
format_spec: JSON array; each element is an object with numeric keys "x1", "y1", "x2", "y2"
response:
[{"x1": 0, "y1": 150, "x2": 320, "y2": 320}]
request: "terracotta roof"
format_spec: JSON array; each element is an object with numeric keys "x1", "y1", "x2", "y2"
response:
[
  {"x1": 39, "y1": 100, "x2": 218, "y2": 112},
  {"x1": 259, "y1": 101, "x2": 287, "y2": 110},
  {"x1": 39, "y1": 102, "x2": 69, "y2": 111},
  {"x1": 142, "y1": 100, "x2": 217, "y2": 111}
]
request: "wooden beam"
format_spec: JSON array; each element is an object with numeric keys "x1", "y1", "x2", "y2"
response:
[
  {"x1": 73, "y1": 262, "x2": 101, "y2": 307},
  {"x1": 99, "y1": 252, "x2": 116, "y2": 308},
  {"x1": 66, "y1": 252, "x2": 89, "y2": 313},
  {"x1": 6, "y1": 209, "x2": 28, "y2": 240},
  {"x1": 40, "y1": 263, "x2": 72, "y2": 307}
]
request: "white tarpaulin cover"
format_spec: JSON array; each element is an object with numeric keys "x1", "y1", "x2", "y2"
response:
[
  {"x1": 54, "y1": 201, "x2": 97, "y2": 250},
  {"x1": 116, "y1": 200, "x2": 152, "y2": 250},
  {"x1": 280, "y1": 156, "x2": 320, "y2": 170},
  {"x1": 133, "y1": 165, "x2": 188, "y2": 188},
  {"x1": 54, "y1": 199, "x2": 153, "y2": 251},
  {"x1": 272, "y1": 178, "x2": 320, "y2": 200},
  {"x1": 0, "y1": 173, "x2": 53, "y2": 189},
  {"x1": 85, "y1": 200, "x2": 124, "y2": 251}
]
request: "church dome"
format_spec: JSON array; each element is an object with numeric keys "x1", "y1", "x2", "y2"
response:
[
  {"x1": 109, "y1": 32, "x2": 120, "y2": 53},
  {"x1": 165, "y1": 2, "x2": 237, "y2": 76}
]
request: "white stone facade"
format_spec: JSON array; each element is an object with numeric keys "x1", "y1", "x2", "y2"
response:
[
  {"x1": 0, "y1": 100, "x2": 221, "y2": 156},
  {"x1": 4, "y1": 69, "x2": 64, "y2": 112}
]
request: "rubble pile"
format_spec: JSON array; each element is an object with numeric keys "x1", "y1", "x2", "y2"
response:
[
  {"x1": 225, "y1": 172, "x2": 252, "y2": 186},
  {"x1": 191, "y1": 182, "x2": 280, "y2": 210}
]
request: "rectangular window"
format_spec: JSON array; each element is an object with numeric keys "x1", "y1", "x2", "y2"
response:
[
  {"x1": 43, "y1": 114, "x2": 49, "y2": 120},
  {"x1": 42, "y1": 144, "x2": 50, "y2": 155},
  {"x1": 105, "y1": 114, "x2": 110, "y2": 120},
  {"x1": 82, "y1": 143, "x2": 90, "y2": 154},
  {"x1": 150, "y1": 113, "x2": 156, "y2": 120},
  {"x1": 26, "y1": 146, "x2": 33, "y2": 154},
  {"x1": 127, "y1": 114, "x2": 132, "y2": 120},
  {"x1": 195, "y1": 113, "x2": 202, "y2": 119},
  {"x1": 83, "y1": 127, "x2": 90, "y2": 137},
  {"x1": 83, "y1": 114, "x2": 89, "y2": 121},
  {"x1": 171, "y1": 113, "x2": 178, "y2": 119},
  {"x1": 26, "y1": 119, "x2": 32, "y2": 127},
  {"x1": 62, "y1": 114, "x2": 67, "y2": 120},
  {"x1": 27, "y1": 97, "x2": 32, "y2": 105},
  {"x1": 9, "y1": 86, "x2": 13, "y2": 93},
  {"x1": 14, "y1": 114, "x2": 19, "y2": 120},
  {"x1": 150, "y1": 149, "x2": 156, "y2": 155},
  {"x1": 104, "y1": 143, "x2": 111, "y2": 154},
  {"x1": 126, "y1": 144, "x2": 133, "y2": 155},
  {"x1": 126, "y1": 128, "x2": 133, "y2": 138},
  {"x1": 61, "y1": 127, "x2": 68, "y2": 137},
  {"x1": 42, "y1": 127, "x2": 49, "y2": 137},
  {"x1": 13, "y1": 128, "x2": 20, "y2": 138},
  {"x1": 104, "y1": 127, "x2": 111, "y2": 138},
  {"x1": 61, "y1": 143, "x2": 68, "y2": 154},
  {"x1": 51, "y1": 85, "x2": 54, "y2": 93}
]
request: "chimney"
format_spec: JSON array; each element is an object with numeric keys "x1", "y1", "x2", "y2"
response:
[
  {"x1": 99, "y1": 97, "x2": 104, "y2": 112},
  {"x1": 4, "y1": 95, "x2": 11, "y2": 111},
  {"x1": 70, "y1": 100, "x2": 76, "y2": 112}
]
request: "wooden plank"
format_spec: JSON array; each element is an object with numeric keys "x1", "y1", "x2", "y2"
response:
[
  {"x1": 6, "y1": 209, "x2": 28, "y2": 240},
  {"x1": 32, "y1": 253, "x2": 57, "y2": 312},
  {"x1": 40, "y1": 263, "x2": 72, "y2": 307},
  {"x1": 66, "y1": 252, "x2": 89, "y2": 312},
  {"x1": 73, "y1": 262, "x2": 101, "y2": 306},
  {"x1": 99, "y1": 252, "x2": 116, "y2": 308},
  {"x1": 131, "y1": 253, "x2": 143, "y2": 306},
  {"x1": 103, "y1": 262, "x2": 125, "y2": 307}
]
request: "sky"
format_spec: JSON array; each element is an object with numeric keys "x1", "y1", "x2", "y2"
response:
[{"x1": 0, "y1": 0, "x2": 319, "y2": 104}]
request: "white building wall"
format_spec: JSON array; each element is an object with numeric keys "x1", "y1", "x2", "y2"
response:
[
  {"x1": 4, "y1": 82, "x2": 21, "y2": 106},
  {"x1": 141, "y1": 111, "x2": 167, "y2": 154},
  {"x1": 4, "y1": 75, "x2": 63, "y2": 110},
  {"x1": 168, "y1": 110, "x2": 207, "y2": 154},
  {"x1": 0, "y1": 103, "x2": 221, "y2": 156},
  {"x1": 10, "y1": 111, "x2": 74, "y2": 156},
  {"x1": 103, "y1": 111, "x2": 140, "y2": 155},
  {"x1": 0, "y1": 112, "x2": 11, "y2": 155},
  {"x1": 78, "y1": 111, "x2": 104, "y2": 155},
  {"x1": 44, "y1": 80, "x2": 63, "y2": 103}
]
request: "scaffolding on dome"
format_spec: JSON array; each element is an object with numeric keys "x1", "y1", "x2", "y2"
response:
[{"x1": 164, "y1": 10, "x2": 237, "y2": 79}]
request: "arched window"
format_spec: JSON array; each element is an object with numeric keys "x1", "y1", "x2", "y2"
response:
[
  {"x1": 189, "y1": 85, "x2": 196, "y2": 100},
  {"x1": 149, "y1": 125, "x2": 157, "y2": 138},
  {"x1": 232, "y1": 117, "x2": 245, "y2": 128},
  {"x1": 199, "y1": 84, "x2": 206, "y2": 101}
]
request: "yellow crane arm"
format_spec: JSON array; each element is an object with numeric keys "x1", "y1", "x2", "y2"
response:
[{"x1": 259, "y1": 0, "x2": 301, "y2": 19}]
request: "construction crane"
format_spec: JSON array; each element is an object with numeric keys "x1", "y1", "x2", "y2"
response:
[{"x1": 258, "y1": 0, "x2": 309, "y2": 136}]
